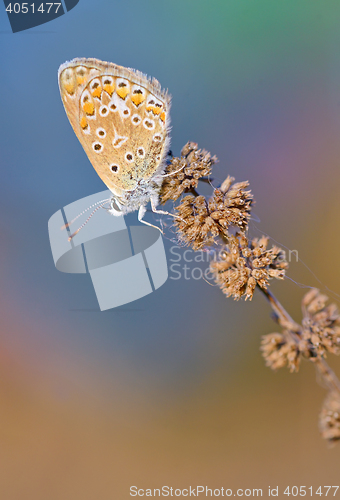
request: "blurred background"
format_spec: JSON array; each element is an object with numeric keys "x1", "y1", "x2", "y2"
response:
[{"x1": 1, "y1": 0, "x2": 340, "y2": 498}]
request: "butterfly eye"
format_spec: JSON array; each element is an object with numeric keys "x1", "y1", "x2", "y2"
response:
[
  {"x1": 110, "y1": 197, "x2": 122, "y2": 214},
  {"x1": 110, "y1": 164, "x2": 119, "y2": 173}
]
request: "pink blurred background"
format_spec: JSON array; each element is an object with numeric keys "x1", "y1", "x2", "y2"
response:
[{"x1": 1, "y1": 0, "x2": 340, "y2": 497}]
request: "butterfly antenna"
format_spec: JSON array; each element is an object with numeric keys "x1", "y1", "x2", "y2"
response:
[
  {"x1": 62, "y1": 199, "x2": 111, "y2": 242},
  {"x1": 161, "y1": 164, "x2": 186, "y2": 178},
  {"x1": 61, "y1": 198, "x2": 110, "y2": 231}
]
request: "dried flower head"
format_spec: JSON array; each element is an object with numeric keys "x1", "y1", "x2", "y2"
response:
[
  {"x1": 160, "y1": 142, "x2": 217, "y2": 203},
  {"x1": 210, "y1": 234, "x2": 288, "y2": 300},
  {"x1": 261, "y1": 332, "x2": 300, "y2": 372},
  {"x1": 174, "y1": 180, "x2": 253, "y2": 251},
  {"x1": 319, "y1": 392, "x2": 340, "y2": 443},
  {"x1": 173, "y1": 195, "x2": 218, "y2": 250},
  {"x1": 208, "y1": 177, "x2": 253, "y2": 231},
  {"x1": 301, "y1": 289, "x2": 340, "y2": 357}
]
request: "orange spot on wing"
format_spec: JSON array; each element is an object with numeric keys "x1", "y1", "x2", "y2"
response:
[
  {"x1": 76, "y1": 75, "x2": 86, "y2": 85},
  {"x1": 146, "y1": 105, "x2": 162, "y2": 115},
  {"x1": 117, "y1": 87, "x2": 129, "y2": 100},
  {"x1": 103, "y1": 84, "x2": 115, "y2": 96},
  {"x1": 92, "y1": 86, "x2": 102, "y2": 99},
  {"x1": 83, "y1": 101, "x2": 95, "y2": 115},
  {"x1": 80, "y1": 117, "x2": 88, "y2": 129},
  {"x1": 160, "y1": 111, "x2": 166, "y2": 122},
  {"x1": 131, "y1": 94, "x2": 145, "y2": 106},
  {"x1": 63, "y1": 82, "x2": 75, "y2": 95}
]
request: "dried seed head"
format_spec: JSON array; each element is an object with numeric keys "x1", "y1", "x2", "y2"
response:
[
  {"x1": 174, "y1": 181, "x2": 253, "y2": 250},
  {"x1": 208, "y1": 178, "x2": 253, "y2": 232},
  {"x1": 210, "y1": 235, "x2": 288, "y2": 300},
  {"x1": 260, "y1": 332, "x2": 300, "y2": 372},
  {"x1": 160, "y1": 142, "x2": 217, "y2": 203},
  {"x1": 301, "y1": 289, "x2": 340, "y2": 357},
  {"x1": 319, "y1": 392, "x2": 340, "y2": 443},
  {"x1": 173, "y1": 195, "x2": 217, "y2": 250}
]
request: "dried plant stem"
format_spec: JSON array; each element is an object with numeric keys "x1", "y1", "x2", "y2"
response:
[
  {"x1": 161, "y1": 143, "x2": 340, "y2": 442},
  {"x1": 259, "y1": 285, "x2": 340, "y2": 396},
  {"x1": 314, "y1": 358, "x2": 340, "y2": 394},
  {"x1": 258, "y1": 287, "x2": 300, "y2": 331}
]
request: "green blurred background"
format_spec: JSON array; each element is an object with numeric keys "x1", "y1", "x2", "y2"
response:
[{"x1": 1, "y1": 0, "x2": 340, "y2": 498}]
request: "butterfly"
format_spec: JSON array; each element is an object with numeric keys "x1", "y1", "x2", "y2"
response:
[{"x1": 58, "y1": 57, "x2": 177, "y2": 234}]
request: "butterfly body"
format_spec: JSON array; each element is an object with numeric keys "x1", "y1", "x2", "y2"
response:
[{"x1": 58, "y1": 58, "x2": 171, "y2": 220}]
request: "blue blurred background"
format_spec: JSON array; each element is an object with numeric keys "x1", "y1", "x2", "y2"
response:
[{"x1": 1, "y1": 1, "x2": 340, "y2": 498}]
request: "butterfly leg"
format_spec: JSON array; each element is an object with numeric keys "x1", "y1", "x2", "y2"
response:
[
  {"x1": 138, "y1": 205, "x2": 164, "y2": 234},
  {"x1": 150, "y1": 197, "x2": 186, "y2": 224}
]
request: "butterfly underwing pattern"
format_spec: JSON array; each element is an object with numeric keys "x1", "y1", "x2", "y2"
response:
[{"x1": 58, "y1": 57, "x2": 172, "y2": 226}]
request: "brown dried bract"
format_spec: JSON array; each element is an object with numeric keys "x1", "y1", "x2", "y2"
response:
[
  {"x1": 173, "y1": 195, "x2": 218, "y2": 250},
  {"x1": 319, "y1": 392, "x2": 340, "y2": 443},
  {"x1": 160, "y1": 142, "x2": 217, "y2": 203},
  {"x1": 208, "y1": 176, "x2": 253, "y2": 232},
  {"x1": 260, "y1": 332, "x2": 300, "y2": 372},
  {"x1": 174, "y1": 180, "x2": 253, "y2": 251},
  {"x1": 210, "y1": 234, "x2": 288, "y2": 300},
  {"x1": 301, "y1": 289, "x2": 340, "y2": 357}
]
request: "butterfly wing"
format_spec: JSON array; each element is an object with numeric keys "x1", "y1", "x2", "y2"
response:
[{"x1": 58, "y1": 58, "x2": 171, "y2": 197}]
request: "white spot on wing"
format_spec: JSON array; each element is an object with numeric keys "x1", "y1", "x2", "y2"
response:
[
  {"x1": 143, "y1": 118, "x2": 155, "y2": 130},
  {"x1": 92, "y1": 142, "x2": 103, "y2": 153},
  {"x1": 99, "y1": 105, "x2": 109, "y2": 117},
  {"x1": 112, "y1": 135, "x2": 128, "y2": 148},
  {"x1": 153, "y1": 133, "x2": 163, "y2": 142},
  {"x1": 96, "y1": 127, "x2": 106, "y2": 138},
  {"x1": 125, "y1": 152, "x2": 134, "y2": 163},
  {"x1": 131, "y1": 114, "x2": 141, "y2": 126}
]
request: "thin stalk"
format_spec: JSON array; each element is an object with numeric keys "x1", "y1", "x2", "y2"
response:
[
  {"x1": 313, "y1": 357, "x2": 340, "y2": 394},
  {"x1": 258, "y1": 286, "x2": 300, "y2": 331}
]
